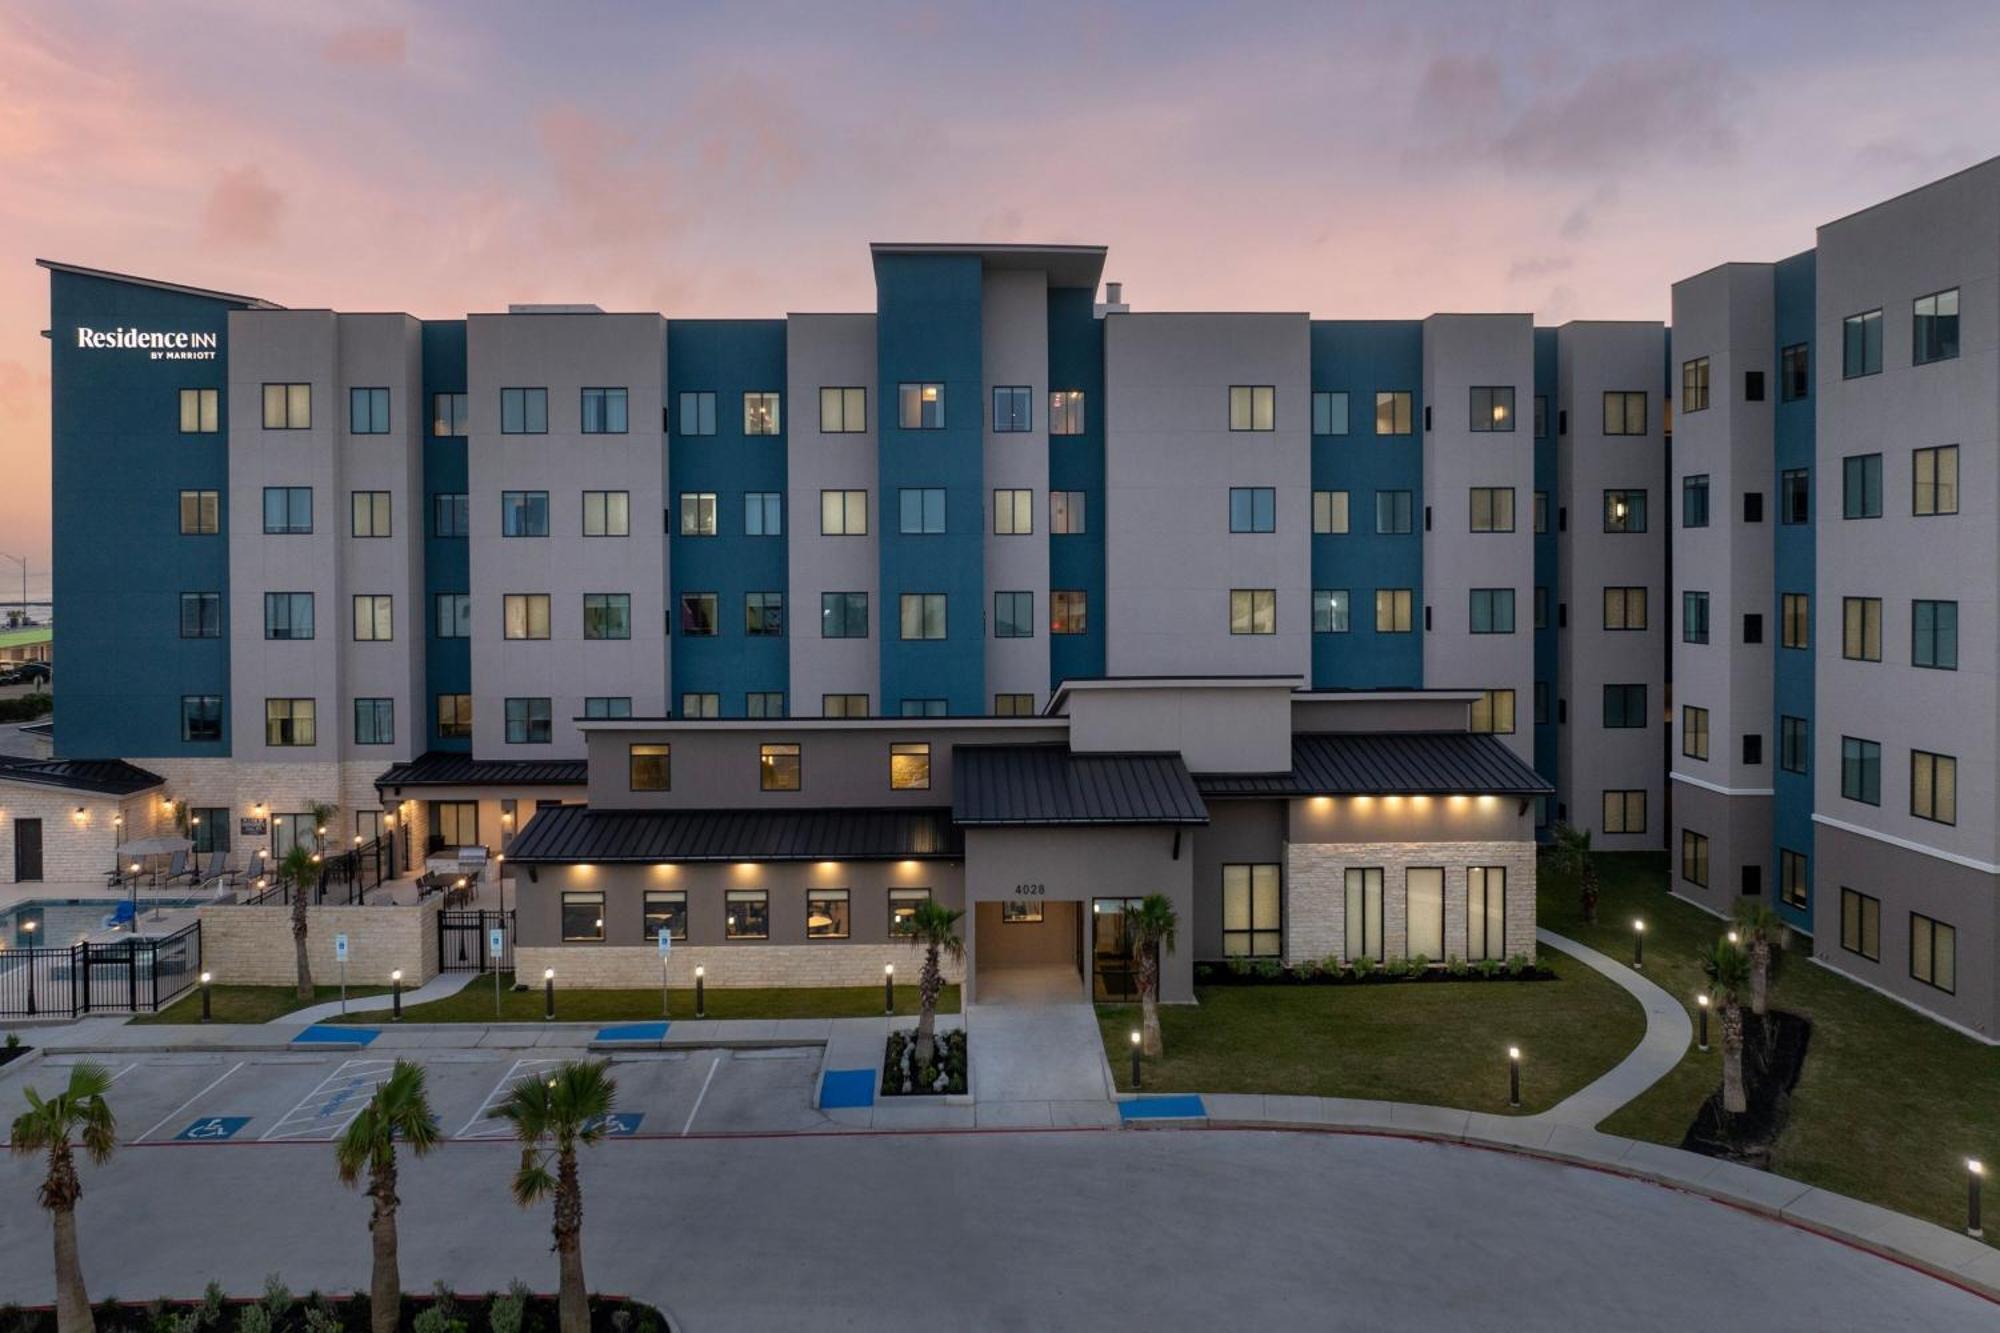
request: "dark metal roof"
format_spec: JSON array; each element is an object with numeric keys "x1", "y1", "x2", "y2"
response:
[
  {"x1": 505, "y1": 804, "x2": 962, "y2": 864},
  {"x1": 0, "y1": 756, "x2": 164, "y2": 797},
  {"x1": 1196, "y1": 732, "x2": 1555, "y2": 798},
  {"x1": 952, "y1": 745, "x2": 1208, "y2": 826},
  {"x1": 375, "y1": 751, "x2": 588, "y2": 790}
]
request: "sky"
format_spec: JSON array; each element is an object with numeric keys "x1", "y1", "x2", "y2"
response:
[{"x1": 4, "y1": 0, "x2": 1999, "y2": 598}]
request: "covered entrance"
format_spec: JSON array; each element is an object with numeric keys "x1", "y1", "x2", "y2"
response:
[
  {"x1": 1090, "y1": 896, "x2": 1145, "y2": 1001},
  {"x1": 971, "y1": 899, "x2": 1083, "y2": 1004}
]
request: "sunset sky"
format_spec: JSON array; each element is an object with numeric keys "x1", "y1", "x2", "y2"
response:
[{"x1": 5, "y1": 0, "x2": 1999, "y2": 597}]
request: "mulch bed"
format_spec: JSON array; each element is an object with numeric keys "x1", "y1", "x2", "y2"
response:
[
  {"x1": 1681, "y1": 1009, "x2": 1813, "y2": 1168},
  {"x1": 0, "y1": 1041, "x2": 30, "y2": 1069}
]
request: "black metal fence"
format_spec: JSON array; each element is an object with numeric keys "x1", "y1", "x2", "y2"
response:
[
  {"x1": 0, "y1": 921, "x2": 203, "y2": 1018},
  {"x1": 439, "y1": 908, "x2": 514, "y2": 973},
  {"x1": 243, "y1": 835, "x2": 396, "y2": 907}
]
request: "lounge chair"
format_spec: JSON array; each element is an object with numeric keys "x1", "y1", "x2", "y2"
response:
[
  {"x1": 162, "y1": 850, "x2": 193, "y2": 886},
  {"x1": 194, "y1": 851, "x2": 228, "y2": 892},
  {"x1": 103, "y1": 900, "x2": 137, "y2": 931}
]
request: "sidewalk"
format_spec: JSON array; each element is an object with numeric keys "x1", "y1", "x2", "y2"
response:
[
  {"x1": 1529, "y1": 925, "x2": 1693, "y2": 1127},
  {"x1": 281, "y1": 970, "x2": 478, "y2": 1025}
]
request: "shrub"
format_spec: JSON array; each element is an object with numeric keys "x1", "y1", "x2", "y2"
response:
[
  {"x1": 1446, "y1": 954, "x2": 1468, "y2": 977},
  {"x1": 1407, "y1": 954, "x2": 1430, "y2": 976},
  {"x1": 1252, "y1": 959, "x2": 1283, "y2": 981},
  {"x1": 1475, "y1": 959, "x2": 1501, "y2": 979},
  {"x1": 1292, "y1": 959, "x2": 1322, "y2": 982},
  {"x1": 489, "y1": 1282, "x2": 532, "y2": 1333},
  {"x1": 1381, "y1": 957, "x2": 1409, "y2": 980},
  {"x1": 1349, "y1": 957, "x2": 1373, "y2": 981},
  {"x1": 1506, "y1": 953, "x2": 1531, "y2": 978}
]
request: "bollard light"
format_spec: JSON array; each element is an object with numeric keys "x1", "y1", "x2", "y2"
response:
[
  {"x1": 1970, "y1": 1160, "x2": 1985, "y2": 1239},
  {"x1": 1696, "y1": 994, "x2": 1711, "y2": 1051},
  {"x1": 391, "y1": 968, "x2": 404, "y2": 1022},
  {"x1": 1632, "y1": 919, "x2": 1646, "y2": 970},
  {"x1": 1130, "y1": 1028, "x2": 1143, "y2": 1090},
  {"x1": 543, "y1": 967, "x2": 556, "y2": 1021},
  {"x1": 200, "y1": 971, "x2": 212, "y2": 1023},
  {"x1": 884, "y1": 962, "x2": 895, "y2": 1016},
  {"x1": 1727, "y1": 930, "x2": 1740, "y2": 946},
  {"x1": 1508, "y1": 1046, "x2": 1521, "y2": 1109},
  {"x1": 695, "y1": 963, "x2": 706, "y2": 1019}
]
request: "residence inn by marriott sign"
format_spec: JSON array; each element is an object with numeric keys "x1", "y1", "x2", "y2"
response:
[{"x1": 75, "y1": 325, "x2": 219, "y2": 359}]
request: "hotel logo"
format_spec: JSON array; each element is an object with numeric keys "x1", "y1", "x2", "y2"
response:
[{"x1": 76, "y1": 326, "x2": 220, "y2": 361}]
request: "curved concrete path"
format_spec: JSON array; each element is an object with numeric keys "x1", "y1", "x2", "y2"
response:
[
  {"x1": 1529, "y1": 926, "x2": 1693, "y2": 1127},
  {"x1": 276, "y1": 969, "x2": 478, "y2": 1026}
]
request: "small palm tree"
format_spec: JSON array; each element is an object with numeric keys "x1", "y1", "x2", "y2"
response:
[
  {"x1": 1548, "y1": 823, "x2": 1599, "y2": 925},
  {"x1": 1732, "y1": 900, "x2": 1784, "y2": 1016},
  {"x1": 1703, "y1": 941, "x2": 1753, "y2": 1114},
  {"x1": 281, "y1": 844, "x2": 319, "y2": 1001},
  {"x1": 335, "y1": 1061, "x2": 440, "y2": 1333},
  {"x1": 309, "y1": 801, "x2": 338, "y2": 855},
  {"x1": 501, "y1": 1059, "x2": 617, "y2": 1333},
  {"x1": 903, "y1": 900, "x2": 964, "y2": 1066},
  {"x1": 11, "y1": 1063, "x2": 117, "y2": 1333},
  {"x1": 1129, "y1": 894, "x2": 1179, "y2": 1058}
]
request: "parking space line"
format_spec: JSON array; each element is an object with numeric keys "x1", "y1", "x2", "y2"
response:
[
  {"x1": 258, "y1": 1059, "x2": 396, "y2": 1143},
  {"x1": 456, "y1": 1058, "x2": 560, "y2": 1140},
  {"x1": 135, "y1": 1061, "x2": 245, "y2": 1143},
  {"x1": 681, "y1": 1055, "x2": 721, "y2": 1137},
  {"x1": 107, "y1": 1064, "x2": 138, "y2": 1083}
]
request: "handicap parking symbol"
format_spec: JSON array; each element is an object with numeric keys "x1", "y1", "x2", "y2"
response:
[
  {"x1": 586, "y1": 1112, "x2": 643, "y2": 1137},
  {"x1": 175, "y1": 1116, "x2": 250, "y2": 1142}
]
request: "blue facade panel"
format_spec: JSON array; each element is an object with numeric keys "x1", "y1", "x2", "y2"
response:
[
  {"x1": 47, "y1": 270, "x2": 246, "y2": 759},
  {"x1": 1772, "y1": 249, "x2": 1817, "y2": 931},
  {"x1": 1532, "y1": 326, "x2": 1559, "y2": 823},
  {"x1": 873, "y1": 254, "x2": 985, "y2": 716},
  {"x1": 1308, "y1": 321, "x2": 1424, "y2": 690},
  {"x1": 1046, "y1": 287, "x2": 1106, "y2": 690},
  {"x1": 667, "y1": 320, "x2": 790, "y2": 716},
  {"x1": 421, "y1": 320, "x2": 471, "y2": 751}
]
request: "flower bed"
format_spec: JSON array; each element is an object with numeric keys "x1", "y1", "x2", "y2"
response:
[
  {"x1": 882, "y1": 1028, "x2": 968, "y2": 1096},
  {"x1": 1194, "y1": 954, "x2": 1552, "y2": 986},
  {"x1": 0, "y1": 1280, "x2": 668, "y2": 1333}
]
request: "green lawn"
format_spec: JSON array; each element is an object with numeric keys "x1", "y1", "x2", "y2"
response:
[
  {"x1": 1097, "y1": 950, "x2": 1644, "y2": 1115},
  {"x1": 1541, "y1": 850, "x2": 2000, "y2": 1247},
  {"x1": 330, "y1": 972, "x2": 960, "y2": 1023},
  {"x1": 135, "y1": 983, "x2": 390, "y2": 1025}
]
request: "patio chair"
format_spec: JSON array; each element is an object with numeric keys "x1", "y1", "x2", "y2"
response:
[
  {"x1": 194, "y1": 851, "x2": 228, "y2": 892},
  {"x1": 162, "y1": 850, "x2": 193, "y2": 886}
]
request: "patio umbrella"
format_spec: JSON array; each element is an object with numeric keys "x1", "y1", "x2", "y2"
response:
[{"x1": 113, "y1": 837, "x2": 195, "y2": 926}]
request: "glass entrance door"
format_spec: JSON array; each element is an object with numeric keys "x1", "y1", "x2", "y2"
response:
[{"x1": 1091, "y1": 897, "x2": 1142, "y2": 1001}]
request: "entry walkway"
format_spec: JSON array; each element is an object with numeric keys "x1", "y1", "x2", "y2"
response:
[
  {"x1": 280, "y1": 970, "x2": 479, "y2": 1026},
  {"x1": 1527, "y1": 926, "x2": 1693, "y2": 1127}
]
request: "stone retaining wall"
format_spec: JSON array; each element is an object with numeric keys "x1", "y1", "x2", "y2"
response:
[
  {"x1": 516, "y1": 943, "x2": 966, "y2": 990},
  {"x1": 196, "y1": 897, "x2": 440, "y2": 987}
]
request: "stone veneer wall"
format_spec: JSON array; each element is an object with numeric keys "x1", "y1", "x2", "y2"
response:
[
  {"x1": 0, "y1": 787, "x2": 161, "y2": 885},
  {"x1": 516, "y1": 943, "x2": 968, "y2": 990},
  {"x1": 196, "y1": 897, "x2": 440, "y2": 987},
  {"x1": 1284, "y1": 840, "x2": 1539, "y2": 964}
]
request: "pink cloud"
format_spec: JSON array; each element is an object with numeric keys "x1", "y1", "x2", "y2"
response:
[
  {"x1": 322, "y1": 24, "x2": 406, "y2": 67},
  {"x1": 201, "y1": 166, "x2": 285, "y2": 247}
]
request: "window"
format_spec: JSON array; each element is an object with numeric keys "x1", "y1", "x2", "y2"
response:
[
  {"x1": 899, "y1": 593, "x2": 947, "y2": 640},
  {"x1": 805, "y1": 888, "x2": 850, "y2": 940},
  {"x1": 898, "y1": 382, "x2": 945, "y2": 429},
  {"x1": 1744, "y1": 370, "x2": 1766, "y2": 402},
  {"x1": 679, "y1": 593, "x2": 718, "y2": 637},
  {"x1": 1312, "y1": 589, "x2": 1350, "y2": 634},
  {"x1": 431, "y1": 493, "x2": 468, "y2": 537},
  {"x1": 1842, "y1": 309, "x2": 1883, "y2": 378},
  {"x1": 1375, "y1": 588, "x2": 1413, "y2": 633},
  {"x1": 1779, "y1": 849, "x2": 1808, "y2": 910},
  {"x1": 1781, "y1": 593, "x2": 1809, "y2": 649},
  {"x1": 679, "y1": 391, "x2": 717, "y2": 436},
  {"x1": 1470, "y1": 689, "x2": 1515, "y2": 735},
  {"x1": 345, "y1": 491, "x2": 391, "y2": 539},
  {"x1": 429, "y1": 802, "x2": 477, "y2": 849},
  {"x1": 1743, "y1": 613, "x2": 1764, "y2": 645},
  {"x1": 265, "y1": 698, "x2": 315, "y2": 747},
  {"x1": 581, "y1": 387, "x2": 628, "y2": 434},
  {"x1": 1467, "y1": 487, "x2": 1514, "y2": 533},
  {"x1": 583, "y1": 593, "x2": 632, "y2": 640},
  {"x1": 1911, "y1": 913, "x2": 1956, "y2": 993},
  {"x1": 179, "y1": 592, "x2": 221, "y2": 639},
  {"x1": 1469, "y1": 385, "x2": 1515, "y2": 432},
  {"x1": 1840, "y1": 888, "x2": 1880, "y2": 961},
  {"x1": 993, "y1": 693, "x2": 1035, "y2": 716},
  {"x1": 436, "y1": 694, "x2": 472, "y2": 740},
  {"x1": 823, "y1": 694, "x2": 869, "y2": 718},
  {"x1": 901, "y1": 699, "x2": 947, "y2": 717},
  {"x1": 262, "y1": 383, "x2": 311, "y2": 429},
  {"x1": 188, "y1": 806, "x2": 230, "y2": 856},
  {"x1": 1913, "y1": 446, "x2": 1958, "y2": 516},
  {"x1": 1374, "y1": 391, "x2": 1413, "y2": 435},
  {"x1": 264, "y1": 592, "x2": 314, "y2": 641},
  {"x1": 820, "y1": 592, "x2": 869, "y2": 639},
  {"x1": 644, "y1": 891, "x2": 687, "y2": 943},
  {"x1": 1841, "y1": 597, "x2": 1882, "y2": 661},
  {"x1": 504, "y1": 697, "x2": 552, "y2": 744},
  {"x1": 743, "y1": 391, "x2": 781, "y2": 436},
  {"x1": 1312, "y1": 391, "x2": 1349, "y2": 436},
  {"x1": 889, "y1": 888, "x2": 931, "y2": 935},
  {"x1": 431, "y1": 392, "x2": 468, "y2": 437},
  {"x1": 1603, "y1": 790, "x2": 1646, "y2": 834},
  {"x1": 1228, "y1": 385, "x2": 1275, "y2": 431},
  {"x1": 1466, "y1": 866, "x2": 1506, "y2": 961},
  {"x1": 348, "y1": 387, "x2": 389, "y2": 434},
  {"x1": 820, "y1": 490, "x2": 867, "y2": 535},
  {"x1": 499, "y1": 387, "x2": 548, "y2": 434},
  {"x1": 1051, "y1": 590, "x2": 1088, "y2": 635},
  {"x1": 1375, "y1": 490, "x2": 1413, "y2": 534},
  {"x1": 760, "y1": 743, "x2": 801, "y2": 791},
  {"x1": 629, "y1": 743, "x2": 670, "y2": 792},
  {"x1": 743, "y1": 591, "x2": 783, "y2": 638},
  {"x1": 262, "y1": 487, "x2": 312, "y2": 534},
  {"x1": 1682, "y1": 591, "x2": 1710, "y2": 644},
  {"x1": 1781, "y1": 343, "x2": 1809, "y2": 401},
  {"x1": 352, "y1": 595, "x2": 393, "y2": 642},
  {"x1": 561, "y1": 892, "x2": 605, "y2": 943},
  {"x1": 1603, "y1": 586, "x2": 1647, "y2": 631},
  {"x1": 1603, "y1": 490, "x2": 1646, "y2": 533},
  {"x1": 993, "y1": 489, "x2": 1033, "y2": 535},
  {"x1": 991, "y1": 386, "x2": 1032, "y2": 432},
  {"x1": 1682, "y1": 705, "x2": 1709, "y2": 760},
  {"x1": 1780, "y1": 716, "x2": 1808, "y2": 774},
  {"x1": 1912, "y1": 288, "x2": 1959, "y2": 365},
  {"x1": 582, "y1": 490, "x2": 630, "y2": 537},
  {"x1": 1680, "y1": 831, "x2": 1709, "y2": 887},
  {"x1": 1312, "y1": 490, "x2": 1349, "y2": 534},
  {"x1": 820, "y1": 386, "x2": 867, "y2": 433},
  {"x1": 1049, "y1": 390, "x2": 1085, "y2": 436},
  {"x1": 899, "y1": 488, "x2": 946, "y2": 535},
  {"x1": 1680, "y1": 358, "x2": 1709, "y2": 412},
  {"x1": 890, "y1": 742, "x2": 931, "y2": 790},
  {"x1": 1597, "y1": 390, "x2": 1646, "y2": 436},
  {"x1": 502, "y1": 491, "x2": 550, "y2": 537},
  {"x1": 1842, "y1": 454, "x2": 1882, "y2": 519},
  {"x1": 179, "y1": 489, "x2": 220, "y2": 536},
  {"x1": 1335, "y1": 867, "x2": 1382, "y2": 961},
  {"x1": 1909, "y1": 598, "x2": 1960, "y2": 671},
  {"x1": 993, "y1": 591, "x2": 1034, "y2": 639},
  {"x1": 179, "y1": 387, "x2": 219, "y2": 433},
  {"x1": 1229, "y1": 487, "x2": 1276, "y2": 533},
  {"x1": 1682, "y1": 475, "x2": 1710, "y2": 528},
  {"x1": 1772, "y1": 469, "x2": 1808, "y2": 526},
  {"x1": 1743, "y1": 733, "x2": 1764, "y2": 766},
  {"x1": 1911, "y1": 750, "x2": 1956, "y2": 824},
  {"x1": 681, "y1": 693, "x2": 720, "y2": 719},
  {"x1": 1229, "y1": 589, "x2": 1276, "y2": 635},
  {"x1": 584, "y1": 697, "x2": 631, "y2": 719},
  {"x1": 1403, "y1": 866, "x2": 1444, "y2": 959},
  {"x1": 731, "y1": 491, "x2": 781, "y2": 539},
  {"x1": 180, "y1": 695, "x2": 222, "y2": 742},
  {"x1": 503, "y1": 594, "x2": 551, "y2": 640},
  {"x1": 1221, "y1": 863, "x2": 1282, "y2": 958},
  {"x1": 1841, "y1": 737, "x2": 1881, "y2": 805},
  {"x1": 353, "y1": 698, "x2": 394, "y2": 746},
  {"x1": 435, "y1": 593, "x2": 471, "y2": 639},
  {"x1": 1051, "y1": 490, "x2": 1086, "y2": 534},
  {"x1": 679, "y1": 492, "x2": 718, "y2": 537},
  {"x1": 1469, "y1": 588, "x2": 1514, "y2": 634},
  {"x1": 1603, "y1": 684, "x2": 1647, "y2": 729}
]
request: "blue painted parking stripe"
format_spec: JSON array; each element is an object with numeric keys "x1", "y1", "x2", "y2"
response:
[
  {"x1": 293, "y1": 1024, "x2": 379, "y2": 1046},
  {"x1": 1118, "y1": 1095, "x2": 1207, "y2": 1121},
  {"x1": 174, "y1": 1116, "x2": 249, "y2": 1142},
  {"x1": 596, "y1": 1021, "x2": 669, "y2": 1042},
  {"x1": 819, "y1": 1068, "x2": 876, "y2": 1110}
]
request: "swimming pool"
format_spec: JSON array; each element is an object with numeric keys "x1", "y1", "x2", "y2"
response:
[{"x1": 2, "y1": 897, "x2": 203, "y2": 948}]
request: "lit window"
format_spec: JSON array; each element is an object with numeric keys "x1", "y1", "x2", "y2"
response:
[
  {"x1": 890, "y1": 742, "x2": 931, "y2": 790},
  {"x1": 1049, "y1": 390, "x2": 1085, "y2": 436},
  {"x1": 1374, "y1": 391, "x2": 1412, "y2": 435},
  {"x1": 1228, "y1": 385, "x2": 1275, "y2": 432},
  {"x1": 760, "y1": 742, "x2": 801, "y2": 791},
  {"x1": 820, "y1": 386, "x2": 867, "y2": 433},
  {"x1": 629, "y1": 744, "x2": 670, "y2": 791},
  {"x1": 1469, "y1": 385, "x2": 1515, "y2": 432},
  {"x1": 262, "y1": 383, "x2": 311, "y2": 430},
  {"x1": 898, "y1": 382, "x2": 945, "y2": 430},
  {"x1": 1229, "y1": 588, "x2": 1276, "y2": 635},
  {"x1": 503, "y1": 594, "x2": 551, "y2": 640},
  {"x1": 1912, "y1": 289, "x2": 1958, "y2": 366},
  {"x1": 1312, "y1": 490, "x2": 1349, "y2": 534},
  {"x1": 179, "y1": 387, "x2": 219, "y2": 434},
  {"x1": 820, "y1": 490, "x2": 868, "y2": 535},
  {"x1": 1913, "y1": 446, "x2": 1958, "y2": 516},
  {"x1": 743, "y1": 392, "x2": 781, "y2": 436}
]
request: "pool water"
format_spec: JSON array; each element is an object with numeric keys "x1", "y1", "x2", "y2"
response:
[{"x1": 2, "y1": 898, "x2": 202, "y2": 948}]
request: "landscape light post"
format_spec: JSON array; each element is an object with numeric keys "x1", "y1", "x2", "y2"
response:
[
  {"x1": 1130, "y1": 1029, "x2": 1142, "y2": 1090},
  {"x1": 199, "y1": 971, "x2": 211, "y2": 1022},
  {"x1": 695, "y1": 964, "x2": 706, "y2": 1019},
  {"x1": 1508, "y1": 1046, "x2": 1521, "y2": 1109},
  {"x1": 884, "y1": 962, "x2": 895, "y2": 1016},
  {"x1": 1632, "y1": 919, "x2": 1646, "y2": 970},
  {"x1": 1970, "y1": 1160, "x2": 1985, "y2": 1239},
  {"x1": 1696, "y1": 994, "x2": 1710, "y2": 1051},
  {"x1": 543, "y1": 967, "x2": 555, "y2": 1021},
  {"x1": 391, "y1": 968, "x2": 403, "y2": 1022}
]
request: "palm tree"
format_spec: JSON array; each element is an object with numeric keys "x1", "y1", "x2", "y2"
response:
[
  {"x1": 335, "y1": 1061, "x2": 440, "y2": 1333},
  {"x1": 902, "y1": 900, "x2": 964, "y2": 1066},
  {"x1": 1732, "y1": 899, "x2": 1784, "y2": 1016},
  {"x1": 281, "y1": 844, "x2": 319, "y2": 1001},
  {"x1": 1548, "y1": 823, "x2": 1599, "y2": 925},
  {"x1": 501, "y1": 1060, "x2": 617, "y2": 1333},
  {"x1": 1129, "y1": 894, "x2": 1179, "y2": 1058},
  {"x1": 1702, "y1": 941, "x2": 1752, "y2": 1114},
  {"x1": 10, "y1": 1063, "x2": 117, "y2": 1333},
  {"x1": 309, "y1": 801, "x2": 338, "y2": 855}
]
